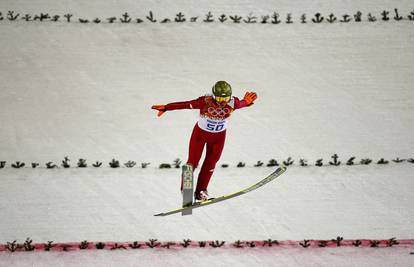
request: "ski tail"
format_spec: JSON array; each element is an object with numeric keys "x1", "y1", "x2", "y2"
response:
[{"x1": 181, "y1": 164, "x2": 194, "y2": 215}]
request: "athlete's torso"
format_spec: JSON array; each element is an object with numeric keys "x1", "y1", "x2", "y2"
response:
[{"x1": 197, "y1": 96, "x2": 235, "y2": 133}]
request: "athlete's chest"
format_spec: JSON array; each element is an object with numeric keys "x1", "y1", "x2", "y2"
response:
[{"x1": 199, "y1": 97, "x2": 235, "y2": 120}]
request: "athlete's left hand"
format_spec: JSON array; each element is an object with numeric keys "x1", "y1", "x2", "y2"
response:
[{"x1": 243, "y1": 92, "x2": 257, "y2": 106}]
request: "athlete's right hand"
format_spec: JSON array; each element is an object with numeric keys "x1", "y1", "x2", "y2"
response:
[{"x1": 151, "y1": 105, "x2": 167, "y2": 117}]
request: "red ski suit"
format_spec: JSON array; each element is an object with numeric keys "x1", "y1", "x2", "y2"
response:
[{"x1": 165, "y1": 95, "x2": 250, "y2": 193}]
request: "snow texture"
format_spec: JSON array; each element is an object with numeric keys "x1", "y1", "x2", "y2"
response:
[{"x1": 0, "y1": 0, "x2": 413, "y2": 266}]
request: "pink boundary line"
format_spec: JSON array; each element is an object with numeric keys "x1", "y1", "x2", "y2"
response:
[{"x1": 0, "y1": 239, "x2": 414, "y2": 252}]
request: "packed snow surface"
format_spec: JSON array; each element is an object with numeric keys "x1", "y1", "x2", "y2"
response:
[{"x1": 0, "y1": 0, "x2": 413, "y2": 266}]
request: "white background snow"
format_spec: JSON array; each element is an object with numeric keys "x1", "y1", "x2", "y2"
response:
[{"x1": 0, "y1": 0, "x2": 413, "y2": 266}]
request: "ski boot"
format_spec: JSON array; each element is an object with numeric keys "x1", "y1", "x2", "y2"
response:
[{"x1": 195, "y1": 190, "x2": 210, "y2": 202}]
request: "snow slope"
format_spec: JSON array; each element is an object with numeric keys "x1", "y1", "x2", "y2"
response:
[{"x1": 0, "y1": 0, "x2": 413, "y2": 266}]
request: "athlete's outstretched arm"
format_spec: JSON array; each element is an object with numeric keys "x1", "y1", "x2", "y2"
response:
[{"x1": 151, "y1": 97, "x2": 202, "y2": 117}]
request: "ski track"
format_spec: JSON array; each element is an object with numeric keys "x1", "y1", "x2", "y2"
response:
[{"x1": 0, "y1": 0, "x2": 413, "y2": 266}]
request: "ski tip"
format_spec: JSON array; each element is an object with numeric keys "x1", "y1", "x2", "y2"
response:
[{"x1": 154, "y1": 213, "x2": 164, "y2": 217}]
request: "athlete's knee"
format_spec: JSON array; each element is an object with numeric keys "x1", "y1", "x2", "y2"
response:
[{"x1": 186, "y1": 162, "x2": 198, "y2": 169}]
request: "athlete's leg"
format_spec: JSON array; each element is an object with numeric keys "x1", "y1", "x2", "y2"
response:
[
  {"x1": 195, "y1": 130, "x2": 226, "y2": 192},
  {"x1": 187, "y1": 124, "x2": 206, "y2": 169},
  {"x1": 182, "y1": 124, "x2": 206, "y2": 191}
]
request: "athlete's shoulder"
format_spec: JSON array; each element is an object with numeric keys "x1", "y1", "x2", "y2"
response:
[
  {"x1": 228, "y1": 96, "x2": 239, "y2": 109},
  {"x1": 199, "y1": 94, "x2": 213, "y2": 101},
  {"x1": 197, "y1": 94, "x2": 214, "y2": 105}
]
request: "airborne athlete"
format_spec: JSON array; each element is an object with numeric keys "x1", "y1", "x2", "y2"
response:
[{"x1": 152, "y1": 81, "x2": 257, "y2": 202}]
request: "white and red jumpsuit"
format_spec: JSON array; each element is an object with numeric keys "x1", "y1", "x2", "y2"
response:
[{"x1": 164, "y1": 95, "x2": 250, "y2": 193}]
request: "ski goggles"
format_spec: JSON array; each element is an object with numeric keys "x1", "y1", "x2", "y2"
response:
[{"x1": 214, "y1": 95, "x2": 231, "y2": 103}]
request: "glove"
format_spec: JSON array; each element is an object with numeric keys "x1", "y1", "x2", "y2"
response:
[
  {"x1": 243, "y1": 92, "x2": 257, "y2": 106},
  {"x1": 151, "y1": 104, "x2": 167, "y2": 117}
]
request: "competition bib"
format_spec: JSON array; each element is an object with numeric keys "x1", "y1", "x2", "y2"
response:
[
  {"x1": 198, "y1": 117, "x2": 227, "y2": 133},
  {"x1": 197, "y1": 98, "x2": 235, "y2": 133}
]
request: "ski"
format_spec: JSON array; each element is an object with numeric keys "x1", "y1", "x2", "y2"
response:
[
  {"x1": 154, "y1": 165, "x2": 287, "y2": 217},
  {"x1": 181, "y1": 164, "x2": 194, "y2": 216}
]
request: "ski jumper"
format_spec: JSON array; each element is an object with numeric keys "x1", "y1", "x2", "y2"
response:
[{"x1": 165, "y1": 95, "x2": 250, "y2": 193}]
